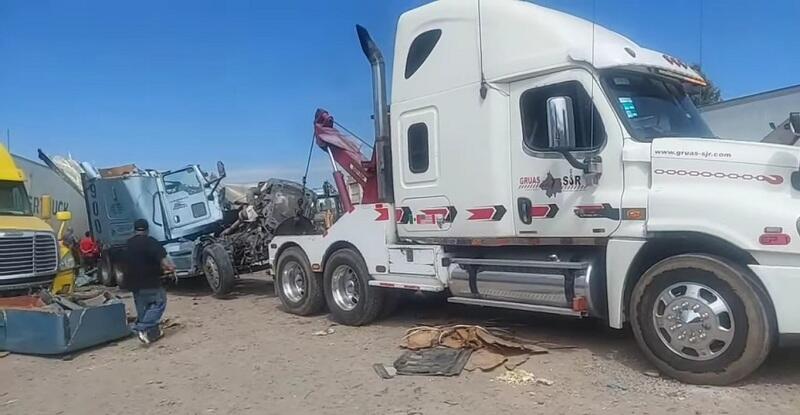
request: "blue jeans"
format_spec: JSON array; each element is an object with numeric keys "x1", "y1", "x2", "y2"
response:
[{"x1": 131, "y1": 288, "x2": 167, "y2": 333}]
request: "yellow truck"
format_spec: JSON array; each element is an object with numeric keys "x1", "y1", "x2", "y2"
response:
[{"x1": 0, "y1": 144, "x2": 76, "y2": 292}]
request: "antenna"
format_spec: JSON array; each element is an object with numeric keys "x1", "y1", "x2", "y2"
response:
[
  {"x1": 477, "y1": 0, "x2": 487, "y2": 99},
  {"x1": 475, "y1": 0, "x2": 508, "y2": 99},
  {"x1": 699, "y1": 0, "x2": 704, "y2": 68},
  {"x1": 5, "y1": 129, "x2": 9, "y2": 149}
]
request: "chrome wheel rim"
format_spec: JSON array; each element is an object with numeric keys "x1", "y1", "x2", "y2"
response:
[
  {"x1": 204, "y1": 256, "x2": 220, "y2": 289},
  {"x1": 331, "y1": 265, "x2": 359, "y2": 311},
  {"x1": 113, "y1": 265, "x2": 125, "y2": 287},
  {"x1": 101, "y1": 260, "x2": 112, "y2": 283},
  {"x1": 652, "y1": 282, "x2": 735, "y2": 361},
  {"x1": 281, "y1": 262, "x2": 306, "y2": 303}
]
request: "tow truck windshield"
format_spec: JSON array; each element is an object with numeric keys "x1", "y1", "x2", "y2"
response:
[
  {"x1": 602, "y1": 70, "x2": 715, "y2": 141},
  {"x1": 0, "y1": 181, "x2": 33, "y2": 216}
]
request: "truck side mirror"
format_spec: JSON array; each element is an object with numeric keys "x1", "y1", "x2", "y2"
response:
[
  {"x1": 56, "y1": 211, "x2": 72, "y2": 222},
  {"x1": 547, "y1": 96, "x2": 576, "y2": 150},
  {"x1": 40, "y1": 195, "x2": 53, "y2": 220},
  {"x1": 207, "y1": 161, "x2": 226, "y2": 201},
  {"x1": 789, "y1": 112, "x2": 800, "y2": 135},
  {"x1": 545, "y1": 96, "x2": 599, "y2": 178}
]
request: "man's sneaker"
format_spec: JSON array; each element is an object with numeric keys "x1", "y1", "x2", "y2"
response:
[
  {"x1": 137, "y1": 330, "x2": 151, "y2": 345},
  {"x1": 148, "y1": 327, "x2": 164, "y2": 342}
]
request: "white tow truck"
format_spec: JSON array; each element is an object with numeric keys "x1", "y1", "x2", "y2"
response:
[{"x1": 269, "y1": 0, "x2": 800, "y2": 385}]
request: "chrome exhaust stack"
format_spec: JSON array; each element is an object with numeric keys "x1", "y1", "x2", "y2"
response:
[{"x1": 356, "y1": 25, "x2": 394, "y2": 203}]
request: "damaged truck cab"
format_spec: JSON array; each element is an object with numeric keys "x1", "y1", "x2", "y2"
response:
[
  {"x1": 83, "y1": 162, "x2": 237, "y2": 296},
  {"x1": 269, "y1": 0, "x2": 800, "y2": 385}
]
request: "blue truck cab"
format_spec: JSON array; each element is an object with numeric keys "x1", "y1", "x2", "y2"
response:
[{"x1": 83, "y1": 162, "x2": 236, "y2": 296}]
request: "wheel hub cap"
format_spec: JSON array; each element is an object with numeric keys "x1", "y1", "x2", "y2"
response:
[
  {"x1": 331, "y1": 265, "x2": 360, "y2": 311},
  {"x1": 653, "y1": 282, "x2": 735, "y2": 361},
  {"x1": 205, "y1": 257, "x2": 220, "y2": 288},
  {"x1": 281, "y1": 263, "x2": 306, "y2": 303}
]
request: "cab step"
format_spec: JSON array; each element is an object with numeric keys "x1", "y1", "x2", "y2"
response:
[
  {"x1": 447, "y1": 296, "x2": 585, "y2": 317},
  {"x1": 449, "y1": 257, "x2": 590, "y2": 270}
]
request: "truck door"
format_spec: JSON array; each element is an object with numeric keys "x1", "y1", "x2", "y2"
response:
[
  {"x1": 396, "y1": 107, "x2": 453, "y2": 234},
  {"x1": 161, "y1": 167, "x2": 212, "y2": 235},
  {"x1": 510, "y1": 69, "x2": 624, "y2": 238}
]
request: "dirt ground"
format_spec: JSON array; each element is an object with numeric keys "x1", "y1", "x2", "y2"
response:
[{"x1": 2, "y1": 274, "x2": 799, "y2": 415}]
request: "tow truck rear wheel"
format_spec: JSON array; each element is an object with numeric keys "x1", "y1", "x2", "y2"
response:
[
  {"x1": 630, "y1": 254, "x2": 775, "y2": 385},
  {"x1": 323, "y1": 248, "x2": 384, "y2": 326},
  {"x1": 203, "y1": 243, "x2": 235, "y2": 298},
  {"x1": 275, "y1": 247, "x2": 325, "y2": 315}
]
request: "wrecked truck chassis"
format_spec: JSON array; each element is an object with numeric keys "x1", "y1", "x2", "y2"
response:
[
  {"x1": 75, "y1": 160, "x2": 315, "y2": 297},
  {"x1": 80, "y1": 163, "x2": 240, "y2": 296},
  {"x1": 94, "y1": 234, "x2": 237, "y2": 298}
]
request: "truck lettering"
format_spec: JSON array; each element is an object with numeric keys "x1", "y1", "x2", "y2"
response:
[{"x1": 28, "y1": 196, "x2": 69, "y2": 216}]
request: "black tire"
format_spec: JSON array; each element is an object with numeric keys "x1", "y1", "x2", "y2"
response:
[
  {"x1": 630, "y1": 254, "x2": 775, "y2": 385},
  {"x1": 98, "y1": 255, "x2": 116, "y2": 287},
  {"x1": 323, "y1": 248, "x2": 384, "y2": 326},
  {"x1": 202, "y1": 243, "x2": 236, "y2": 298},
  {"x1": 275, "y1": 247, "x2": 325, "y2": 315}
]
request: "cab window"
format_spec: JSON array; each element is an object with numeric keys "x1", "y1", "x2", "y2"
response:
[
  {"x1": 520, "y1": 81, "x2": 606, "y2": 151},
  {"x1": 405, "y1": 29, "x2": 442, "y2": 79},
  {"x1": 0, "y1": 181, "x2": 32, "y2": 215},
  {"x1": 407, "y1": 123, "x2": 429, "y2": 173}
]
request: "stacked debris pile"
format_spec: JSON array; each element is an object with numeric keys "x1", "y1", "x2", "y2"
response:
[
  {"x1": 375, "y1": 324, "x2": 572, "y2": 380},
  {"x1": 400, "y1": 325, "x2": 549, "y2": 372}
]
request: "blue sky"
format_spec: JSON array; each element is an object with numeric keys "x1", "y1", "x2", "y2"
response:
[{"x1": 2, "y1": 0, "x2": 798, "y2": 186}]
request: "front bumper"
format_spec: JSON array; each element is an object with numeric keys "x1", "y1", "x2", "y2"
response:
[
  {"x1": 749, "y1": 264, "x2": 800, "y2": 337},
  {"x1": 0, "y1": 275, "x2": 55, "y2": 292}
]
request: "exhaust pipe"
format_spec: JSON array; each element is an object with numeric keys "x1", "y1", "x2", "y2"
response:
[{"x1": 356, "y1": 25, "x2": 394, "y2": 203}]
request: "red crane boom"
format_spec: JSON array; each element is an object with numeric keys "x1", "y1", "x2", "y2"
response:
[{"x1": 313, "y1": 109, "x2": 379, "y2": 211}]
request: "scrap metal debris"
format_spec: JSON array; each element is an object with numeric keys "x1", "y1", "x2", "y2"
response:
[
  {"x1": 401, "y1": 325, "x2": 548, "y2": 354},
  {"x1": 0, "y1": 290, "x2": 129, "y2": 355},
  {"x1": 504, "y1": 354, "x2": 530, "y2": 370},
  {"x1": 397, "y1": 324, "x2": 566, "y2": 377},
  {"x1": 74, "y1": 273, "x2": 98, "y2": 288},
  {"x1": 393, "y1": 348, "x2": 473, "y2": 377},
  {"x1": 372, "y1": 363, "x2": 397, "y2": 379},
  {"x1": 464, "y1": 348, "x2": 508, "y2": 372}
]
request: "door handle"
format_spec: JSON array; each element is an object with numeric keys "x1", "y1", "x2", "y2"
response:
[{"x1": 517, "y1": 197, "x2": 532, "y2": 225}]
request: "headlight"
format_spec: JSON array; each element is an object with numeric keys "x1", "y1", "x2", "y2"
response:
[{"x1": 59, "y1": 252, "x2": 76, "y2": 270}]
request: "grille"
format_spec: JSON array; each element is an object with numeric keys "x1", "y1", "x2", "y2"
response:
[
  {"x1": 0, "y1": 233, "x2": 58, "y2": 277},
  {"x1": 35, "y1": 234, "x2": 58, "y2": 273},
  {"x1": 171, "y1": 255, "x2": 193, "y2": 272}
]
